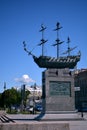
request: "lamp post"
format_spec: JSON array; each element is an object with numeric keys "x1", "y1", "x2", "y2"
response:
[
  {"x1": 21, "y1": 84, "x2": 25, "y2": 112},
  {"x1": 32, "y1": 83, "x2": 36, "y2": 114}
]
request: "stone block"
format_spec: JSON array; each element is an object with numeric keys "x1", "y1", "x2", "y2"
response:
[{"x1": 0, "y1": 122, "x2": 69, "y2": 130}]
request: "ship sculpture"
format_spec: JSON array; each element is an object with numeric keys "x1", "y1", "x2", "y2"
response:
[{"x1": 23, "y1": 22, "x2": 81, "y2": 69}]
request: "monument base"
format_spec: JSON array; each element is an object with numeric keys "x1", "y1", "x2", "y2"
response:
[
  {"x1": 7, "y1": 111, "x2": 84, "y2": 121},
  {"x1": 45, "y1": 110, "x2": 77, "y2": 114},
  {"x1": 42, "y1": 68, "x2": 75, "y2": 113},
  {"x1": 35, "y1": 112, "x2": 84, "y2": 121}
]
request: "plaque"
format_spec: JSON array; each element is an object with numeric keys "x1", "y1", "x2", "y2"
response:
[{"x1": 49, "y1": 81, "x2": 71, "y2": 96}]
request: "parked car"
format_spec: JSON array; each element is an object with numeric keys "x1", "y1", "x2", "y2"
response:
[
  {"x1": 29, "y1": 107, "x2": 33, "y2": 112},
  {"x1": 35, "y1": 105, "x2": 43, "y2": 111}
]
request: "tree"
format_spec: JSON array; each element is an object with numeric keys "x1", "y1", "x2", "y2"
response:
[
  {"x1": 1, "y1": 88, "x2": 21, "y2": 110},
  {"x1": 0, "y1": 93, "x2": 2, "y2": 108},
  {"x1": 0, "y1": 87, "x2": 31, "y2": 112}
]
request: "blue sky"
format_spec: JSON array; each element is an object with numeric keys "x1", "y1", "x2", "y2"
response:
[{"x1": 0, "y1": 0, "x2": 87, "y2": 92}]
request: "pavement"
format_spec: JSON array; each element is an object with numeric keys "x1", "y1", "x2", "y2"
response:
[
  {"x1": 7, "y1": 112, "x2": 87, "y2": 130},
  {"x1": 1, "y1": 112, "x2": 87, "y2": 130}
]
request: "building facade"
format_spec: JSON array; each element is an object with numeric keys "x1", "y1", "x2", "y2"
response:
[{"x1": 74, "y1": 69, "x2": 87, "y2": 111}]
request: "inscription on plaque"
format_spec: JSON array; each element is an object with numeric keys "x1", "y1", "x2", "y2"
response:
[{"x1": 49, "y1": 81, "x2": 71, "y2": 96}]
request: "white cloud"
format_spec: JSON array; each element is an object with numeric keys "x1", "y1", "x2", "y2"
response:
[{"x1": 15, "y1": 74, "x2": 35, "y2": 84}]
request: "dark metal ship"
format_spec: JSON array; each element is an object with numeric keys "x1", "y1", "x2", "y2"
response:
[{"x1": 23, "y1": 22, "x2": 81, "y2": 69}]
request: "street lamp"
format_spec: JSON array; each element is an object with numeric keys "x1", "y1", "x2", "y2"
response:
[
  {"x1": 21, "y1": 84, "x2": 25, "y2": 112},
  {"x1": 32, "y1": 83, "x2": 36, "y2": 114}
]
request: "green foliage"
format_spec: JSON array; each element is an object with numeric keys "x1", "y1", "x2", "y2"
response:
[
  {"x1": 0, "y1": 87, "x2": 31, "y2": 113},
  {"x1": 1, "y1": 88, "x2": 21, "y2": 108}
]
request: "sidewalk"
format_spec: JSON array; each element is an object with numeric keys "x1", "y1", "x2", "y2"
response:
[
  {"x1": 4, "y1": 113, "x2": 87, "y2": 130},
  {"x1": 1, "y1": 113, "x2": 87, "y2": 130}
]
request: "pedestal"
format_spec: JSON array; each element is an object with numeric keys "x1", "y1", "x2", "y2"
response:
[{"x1": 42, "y1": 68, "x2": 75, "y2": 114}]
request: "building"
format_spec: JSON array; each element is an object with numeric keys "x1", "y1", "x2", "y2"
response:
[
  {"x1": 14, "y1": 85, "x2": 42, "y2": 111},
  {"x1": 14, "y1": 85, "x2": 42, "y2": 98},
  {"x1": 74, "y1": 69, "x2": 87, "y2": 111}
]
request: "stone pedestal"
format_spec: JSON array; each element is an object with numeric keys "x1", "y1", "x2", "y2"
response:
[{"x1": 42, "y1": 68, "x2": 75, "y2": 114}]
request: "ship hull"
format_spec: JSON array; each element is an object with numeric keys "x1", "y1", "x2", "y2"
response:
[{"x1": 33, "y1": 55, "x2": 80, "y2": 69}]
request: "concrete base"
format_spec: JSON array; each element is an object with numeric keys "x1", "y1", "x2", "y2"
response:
[
  {"x1": 7, "y1": 112, "x2": 84, "y2": 121},
  {"x1": 45, "y1": 110, "x2": 78, "y2": 114},
  {"x1": 0, "y1": 122, "x2": 69, "y2": 130},
  {"x1": 35, "y1": 112, "x2": 83, "y2": 121}
]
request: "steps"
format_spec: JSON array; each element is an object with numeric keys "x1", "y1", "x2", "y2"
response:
[{"x1": 0, "y1": 115, "x2": 15, "y2": 123}]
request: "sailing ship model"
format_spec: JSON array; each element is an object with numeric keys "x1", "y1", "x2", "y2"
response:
[{"x1": 23, "y1": 22, "x2": 81, "y2": 69}]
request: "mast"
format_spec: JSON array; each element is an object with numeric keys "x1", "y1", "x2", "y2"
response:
[
  {"x1": 52, "y1": 22, "x2": 64, "y2": 58},
  {"x1": 62, "y1": 37, "x2": 77, "y2": 56},
  {"x1": 67, "y1": 37, "x2": 71, "y2": 56},
  {"x1": 38, "y1": 24, "x2": 48, "y2": 56}
]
